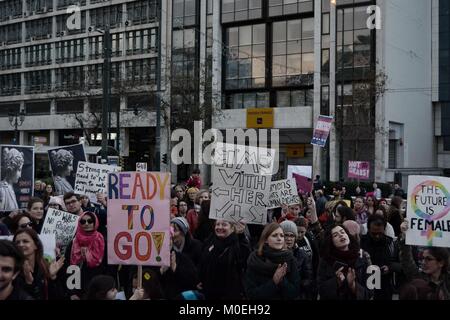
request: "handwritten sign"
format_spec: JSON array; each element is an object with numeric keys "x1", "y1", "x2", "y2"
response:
[
  {"x1": 107, "y1": 172, "x2": 171, "y2": 266},
  {"x1": 348, "y1": 161, "x2": 370, "y2": 180},
  {"x1": 268, "y1": 179, "x2": 301, "y2": 209},
  {"x1": 210, "y1": 162, "x2": 270, "y2": 225},
  {"x1": 74, "y1": 161, "x2": 120, "y2": 204},
  {"x1": 40, "y1": 208, "x2": 78, "y2": 254},
  {"x1": 406, "y1": 176, "x2": 450, "y2": 248}
]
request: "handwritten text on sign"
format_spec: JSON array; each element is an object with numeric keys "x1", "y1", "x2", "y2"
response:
[
  {"x1": 41, "y1": 208, "x2": 78, "y2": 254},
  {"x1": 406, "y1": 176, "x2": 450, "y2": 248},
  {"x1": 107, "y1": 172, "x2": 171, "y2": 266},
  {"x1": 348, "y1": 161, "x2": 370, "y2": 180},
  {"x1": 74, "y1": 161, "x2": 121, "y2": 204},
  {"x1": 268, "y1": 179, "x2": 300, "y2": 209}
]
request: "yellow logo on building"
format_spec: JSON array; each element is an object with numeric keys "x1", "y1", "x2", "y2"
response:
[{"x1": 246, "y1": 108, "x2": 274, "y2": 128}]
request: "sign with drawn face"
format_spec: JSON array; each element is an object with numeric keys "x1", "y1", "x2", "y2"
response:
[{"x1": 406, "y1": 176, "x2": 450, "y2": 248}]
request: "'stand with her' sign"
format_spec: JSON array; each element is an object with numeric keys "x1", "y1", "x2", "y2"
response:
[
  {"x1": 406, "y1": 176, "x2": 450, "y2": 248},
  {"x1": 107, "y1": 172, "x2": 171, "y2": 266}
]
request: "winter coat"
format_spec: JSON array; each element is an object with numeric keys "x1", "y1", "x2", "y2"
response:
[
  {"x1": 245, "y1": 245, "x2": 300, "y2": 300},
  {"x1": 199, "y1": 233, "x2": 250, "y2": 300},
  {"x1": 317, "y1": 249, "x2": 373, "y2": 300},
  {"x1": 292, "y1": 245, "x2": 315, "y2": 299},
  {"x1": 180, "y1": 235, "x2": 203, "y2": 268}
]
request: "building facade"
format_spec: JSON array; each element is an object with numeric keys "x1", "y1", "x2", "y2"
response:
[{"x1": 0, "y1": 0, "x2": 441, "y2": 184}]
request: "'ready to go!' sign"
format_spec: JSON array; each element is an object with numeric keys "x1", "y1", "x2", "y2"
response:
[{"x1": 107, "y1": 172, "x2": 171, "y2": 266}]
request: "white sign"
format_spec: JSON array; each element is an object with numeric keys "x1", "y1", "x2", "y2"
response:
[
  {"x1": 0, "y1": 234, "x2": 56, "y2": 262},
  {"x1": 210, "y1": 163, "x2": 270, "y2": 225},
  {"x1": 74, "y1": 161, "x2": 121, "y2": 204},
  {"x1": 213, "y1": 142, "x2": 276, "y2": 176},
  {"x1": 41, "y1": 208, "x2": 79, "y2": 254},
  {"x1": 406, "y1": 175, "x2": 450, "y2": 248},
  {"x1": 267, "y1": 179, "x2": 301, "y2": 209},
  {"x1": 288, "y1": 165, "x2": 312, "y2": 179},
  {"x1": 136, "y1": 162, "x2": 147, "y2": 172}
]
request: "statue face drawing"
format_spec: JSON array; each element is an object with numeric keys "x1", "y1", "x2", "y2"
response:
[{"x1": 62, "y1": 159, "x2": 73, "y2": 177}]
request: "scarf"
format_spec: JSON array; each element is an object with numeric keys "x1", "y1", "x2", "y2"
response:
[
  {"x1": 70, "y1": 212, "x2": 105, "y2": 268},
  {"x1": 247, "y1": 244, "x2": 295, "y2": 276},
  {"x1": 327, "y1": 246, "x2": 360, "y2": 267}
]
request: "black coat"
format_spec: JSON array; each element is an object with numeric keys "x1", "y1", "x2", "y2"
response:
[
  {"x1": 360, "y1": 234, "x2": 399, "y2": 300},
  {"x1": 317, "y1": 251, "x2": 373, "y2": 300},
  {"x1": 292, "y1": 246, "x2": 315, "y2": 299},
  {"x1": 244, "y1": 250, "x2": 300, "y2": 300},
  {"x1": 14, "y1": 262, "x2": 63, "y2": 300},
  {"x1": 181, "y1": 235, "x2": 203, "y2": 268},
  {"x1": 159, "y1": 251, "x2": 199, "y2": 299},
  {"x1": 199, "y1": 233, "x2": 250, "y2": 300}
]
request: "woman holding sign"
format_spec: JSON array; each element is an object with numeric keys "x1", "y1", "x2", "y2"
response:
[
  {"x1": 13, "y1": 229, "x2": 65, "y2": 300},
  {"x1": 399, "y1": 221, "x2": 450, "y2": 300},
  {"x1": 64, "y1": 211, "x2": 106, "y2": 300}
]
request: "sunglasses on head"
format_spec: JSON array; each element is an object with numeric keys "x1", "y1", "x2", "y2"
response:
[
  {"x1": 80, "y1": 218, "x2": 94, "y2": 225},
  {"x1": 19, "y1": 222, "x2": 33, "y2": 229}
]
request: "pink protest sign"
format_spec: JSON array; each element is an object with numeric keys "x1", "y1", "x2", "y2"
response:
[
  {"x1": 107, "y1": 172, "x2": 171, "y2": 266},
  {"x1": 347, "y1": 161, "x2": 370, "y2": 180},
  {"x1": 292, "y1": 173, "x2": 313, "y2": 195}
]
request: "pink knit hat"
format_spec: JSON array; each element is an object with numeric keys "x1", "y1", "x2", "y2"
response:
[{"x1": 343, "y1": 220, "x2": 361, "y2": 237}]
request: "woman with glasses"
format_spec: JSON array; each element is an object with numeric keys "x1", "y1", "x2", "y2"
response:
[
  {"x1": 280, "y1": 220, "x2": 315, "y2": 300},
  {"x1": 245, "y1": 222, "x2": 300, "y2": 300},
  {"x1": 64, "y1": 211, "x2": 106, "y2": 300},
  {"x1": 399, "y1": 221, "x2": 449, "y2": 299},
  {"x1": 11, "y1": 212, "x2": 34, "y2": 234},
  {"x1": 13, "y1": 228, "x2": 65, "y2": 300}
]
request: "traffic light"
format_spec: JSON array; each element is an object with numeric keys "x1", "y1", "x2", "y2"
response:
[{"x1": 162, "y1": 153, "x2": 168, "y2": 165}]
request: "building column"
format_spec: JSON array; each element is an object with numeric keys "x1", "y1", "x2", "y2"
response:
[
  {"x1": 329, "y1": 1, "x2": 339, "y2": 181},
  {"x1": 211, "y1": 0, "x2": 222, "y2": 113},
  {"x1": 312, "y1": 0, "x2": 322, "y2": 178},
  {"x1": 49, "y1": 130, "x2": 58, "y2": 146}
]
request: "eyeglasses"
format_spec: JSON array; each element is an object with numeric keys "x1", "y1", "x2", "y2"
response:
[
  {"x1": 284, "y1": 234, "x2": 296, "y2": 238},
  {"x1": 19, "y1": 222, "x2": 33, "y2": 229},
  {"x1": 80, "y1": 218, "x2": 94, "y2": 225},
  {"x1": 65, "y1": 199, "x2": 78, "y2": 206}
]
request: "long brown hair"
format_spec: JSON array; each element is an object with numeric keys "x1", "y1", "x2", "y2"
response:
[
  {"x1": 257, "y1": 222, "x2": 282, "y2": 256},
  {"x1": 13, "y1": 228, "x2": 50, "y2": 280}
]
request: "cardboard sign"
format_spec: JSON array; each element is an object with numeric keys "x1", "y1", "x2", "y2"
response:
[
  {"x1": 348, "y1": 161, "x2": 370, "y2": 180},
  {"x1": 406, "y1": 176, "x2": 450, "y2": 248},
  {"x1": 210, "y1": 162, "x2": 271, "y2": 225},
  {"x1": 0, "y1": 145, "x2": 34, "y2": 212},
  {"x1": 311, "y1": 115, "x2": 333, "y2": 147},
  {"x1": 268, "y1": 179, "x2": 301, "y2": 209},
  {"x1": 107, "y1": 172, "x2": 171, "y2": 266},
  {"x1": 74, "y1": 161, "x2": 121, "y2": 204},
  {"x1": 41, "y1": 208, "x2": 79, "y2": 254}
]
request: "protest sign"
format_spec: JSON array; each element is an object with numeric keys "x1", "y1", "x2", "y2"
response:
[
  {"x1": 406, "y1": 176, "x2": 450, "y2": 248},
  {"x1": 292, "y1": 173, "x2": 313, "y2": 195},
  {"x1": 267, "y1": 179, "x2": 301, "y2": 209},
  {"x1": 348, "y1": 161, "x2": 370, "y2": 180},
  {"x1": 0, "y1": 145, "x2": 34, "y2": 212},
  {"x1": 0, "y1": 234, "x2": 55, "y2": 262},
  {"x1": 311, "y1": 115, "x2": 333, "y2": 147},
  {"x1": 48, "y1": 143, "x2": 86, "y2": 196},
  {"x1": 107, "y1": 172, "x2": 171, "y2": 266},
  {"x1": 41, "y1": 208, "x2": 79, "y2": 254},
  {"x1": 74, "y1": 161, "x2": 120, "y2": 204},
  {"x1": 210, "y1": 164, "x2": 270, "y2": 225}
]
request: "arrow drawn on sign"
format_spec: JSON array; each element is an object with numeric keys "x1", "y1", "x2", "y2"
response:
[
  {"x1": 229, "y1": 205, "x2": 244, "y2": 222},
  {"x1": 216, "y1": 202, "x2": 233, "y2": 218},
  {"x1": 249, "y1": 206, "x2": 264, "y2": 223},
  {"x1": 213, "y1": 187, "x2": 230, "y2": 197}
]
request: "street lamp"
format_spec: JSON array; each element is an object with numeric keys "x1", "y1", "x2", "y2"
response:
[{"x1": 8, "y1": 109, "x2": 26, "y2": 145}]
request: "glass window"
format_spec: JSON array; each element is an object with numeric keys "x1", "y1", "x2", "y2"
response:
[{"x1": 269, "y1": 0, "x2": 313, "y2": 17}]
